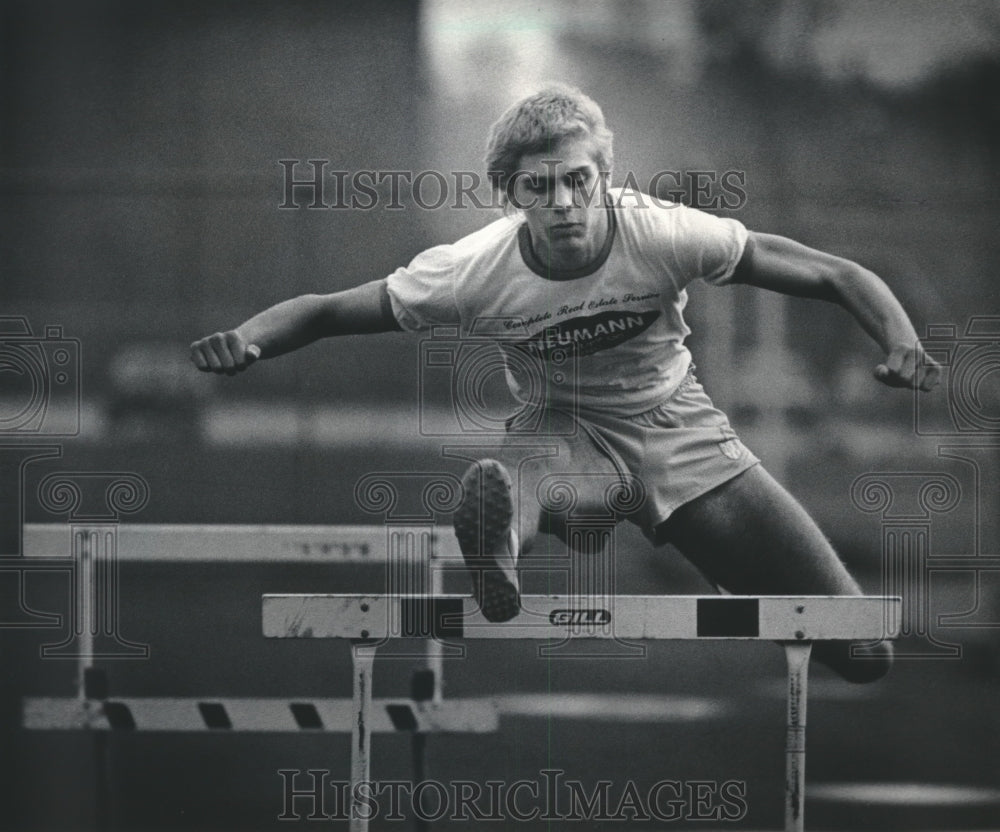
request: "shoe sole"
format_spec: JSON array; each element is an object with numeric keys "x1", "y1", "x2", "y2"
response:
[{"x1": 453, "y1": 460, "x2": 520, "y2": 622}]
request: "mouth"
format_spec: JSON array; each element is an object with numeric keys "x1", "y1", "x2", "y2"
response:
[{"x1": 549, "y1": 222, "x2": 583, "y2": 235}]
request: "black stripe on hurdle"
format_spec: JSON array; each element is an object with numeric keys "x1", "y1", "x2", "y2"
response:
[
  {"x1": 696, "y1": 598, "x2": 760, "y2": 637},
  {"x1": 290, "y1": 702, "x2": 323, "y2": 729},
  {"x1": 198, "y1": 702, "x2": 232, "y2": 729},
  {"x1": 399, "y1": 597, "x2": 464, "y2": 639},
  {"x1": 102, "y1": 702, "x2": 136, "y2": 731},
  {"x1": 386, "y1": 704, "x2": 418, "y2": 732}
]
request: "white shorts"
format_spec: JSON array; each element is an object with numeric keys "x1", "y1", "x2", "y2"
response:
[{"x1": 505, "y1": 367, "x2": 760, "y2": 543}]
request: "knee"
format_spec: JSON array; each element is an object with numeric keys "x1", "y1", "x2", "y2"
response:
[{"x1": 815, "y1": 640, "x2": 894, "y2": 684}]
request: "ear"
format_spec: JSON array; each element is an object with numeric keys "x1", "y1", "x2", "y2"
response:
[{"x1": 497, "y1": 189, "x2": 518, "y2": 217}]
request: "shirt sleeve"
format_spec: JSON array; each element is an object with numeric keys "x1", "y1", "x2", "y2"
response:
[
  {"x1": 384, "y1": 244, "x2": 461, "y2": 332},
  {"x1": 667, "y1": 203, "x2": 749, "y2": 287}
]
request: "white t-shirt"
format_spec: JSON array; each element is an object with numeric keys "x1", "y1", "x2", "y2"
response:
[{"x1": 385, "y1": 187, "x2": 748, "y2": 416}]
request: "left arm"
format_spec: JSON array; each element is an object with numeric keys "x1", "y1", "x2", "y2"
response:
[{"x1": 731, "y1": 231, "x2": 941, "y2": 391}]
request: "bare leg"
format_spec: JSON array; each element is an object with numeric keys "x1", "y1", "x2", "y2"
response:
[{"x1": 656, "y1": 464, "x2": 893, "y2": 683}]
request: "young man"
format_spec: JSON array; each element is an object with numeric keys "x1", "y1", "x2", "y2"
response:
[{"x1": 191, "y1": 85, "x2": 939, "y2": 683}]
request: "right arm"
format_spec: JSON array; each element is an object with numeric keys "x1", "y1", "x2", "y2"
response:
[{"x1": 190, "y1": 278, "x2": 401, "y2": 374}]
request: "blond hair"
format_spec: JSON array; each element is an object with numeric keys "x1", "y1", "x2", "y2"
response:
[{"x1": 485, "y1": 84, "x2": 613, "y2": 202}]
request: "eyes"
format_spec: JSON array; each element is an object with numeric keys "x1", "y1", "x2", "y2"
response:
[
  {"x1": 524, "y1": 170, "x2": 592, "y2": 195},
  {"x1": 505, "y1": 167, "x2": 604, "y2": 210}
]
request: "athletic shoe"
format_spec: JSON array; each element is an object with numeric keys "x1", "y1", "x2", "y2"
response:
[{"x1": 453, "y1": 459, "x2": 521, "y2": 622}]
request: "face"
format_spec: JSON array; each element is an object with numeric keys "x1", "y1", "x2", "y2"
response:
[{"x1": 509, "y1": 134, "x2": 609, "y2": 271}]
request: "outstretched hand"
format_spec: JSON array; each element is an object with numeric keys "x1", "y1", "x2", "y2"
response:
[
  {"x1": 190, "y1": 331, "x2": 261, "y2": 375},
  {"x1": 874, "y1": 344, "x2": 941, "y2": 392}
]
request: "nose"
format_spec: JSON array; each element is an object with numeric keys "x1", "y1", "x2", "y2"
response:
[{"x1": 551, "y1": 180, "x2": 574, "y2": 211}]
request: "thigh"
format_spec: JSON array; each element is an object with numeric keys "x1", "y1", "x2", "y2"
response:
[
  {"x1": 657, "y1": 465, "x2": 892, "y2": 683},
  {"x1": 500, "y1": 411, "x2": 626, "y2": 551},
  {"x1": 656, "y1": 464, "x2": 861, "y2": 596}
]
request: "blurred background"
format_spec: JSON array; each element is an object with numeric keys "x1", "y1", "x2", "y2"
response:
[{"x1": 2, "y1": 0, "x2": 999, "y2": 829}]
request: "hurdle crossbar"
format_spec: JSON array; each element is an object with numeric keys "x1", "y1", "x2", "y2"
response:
[
  {"x1": 22, "y1": 523, "x2": 462, "y2": 563},
  {"x1": 262, "y1": 593, "x2": 897, "y2": 642},
  {"x1": 263, "y1": 593, "x2": 900, "y2": 832},
  {"x1": 23, "y1": 696, "x2": 498, "y2": 733}
]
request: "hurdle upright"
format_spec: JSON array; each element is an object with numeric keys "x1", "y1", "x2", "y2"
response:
[{"x1": 263, "y1": 593, "x2": 900, "y2": 832}]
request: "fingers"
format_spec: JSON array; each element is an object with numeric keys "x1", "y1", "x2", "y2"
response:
[
  {"x1": 209, "y1": 333, "x2": 236, "y2": 375},
  {"x1": 872, "y1": 361, "x2": 911, "y2": 388},
  {"x1": 916, "y1": 356, "x2": 942, "y2": 392},
  {"x1": 873, "y1": 345, "x2": 942, "y2": 392},
  {"x1": 873, "y1": 363, "x2": 892, "y2": 384},
  {"x1": 189, "y1": 332, "x2": 260, "y2": 375},
  {"x1": 190, "y1": 341, "x2": 211, "y2": 371}
]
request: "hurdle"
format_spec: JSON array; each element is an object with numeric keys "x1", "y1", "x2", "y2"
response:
[
  {"x1": 20, "y1": 522, "x2": 495, "y2": 832},
  {"x1": 263, "y1": 593, "x2": 901, "y2": 832},
  {"x1": 22, "y1": 521, "x2": 723, "y2": 728},
  {"x1": 21, "y1": 522, "x2": 462, "y2": 705}
]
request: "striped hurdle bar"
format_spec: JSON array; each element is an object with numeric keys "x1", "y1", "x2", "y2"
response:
[
  {"x1": 23, "y1": 696, "x2": 498, "y2": 734},
  {"x1": 263, "y1": 593, "x2": 901, "y2": 832}
]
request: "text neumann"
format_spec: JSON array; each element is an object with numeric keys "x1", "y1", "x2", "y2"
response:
[{"x1": 531, "y1": 314, "x2": 648, "y2": 351}]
